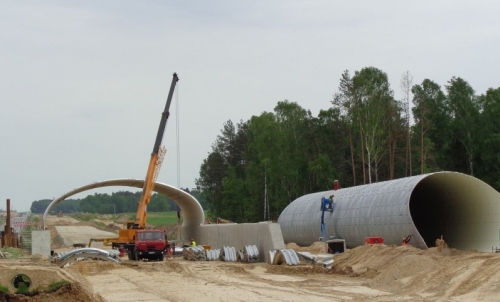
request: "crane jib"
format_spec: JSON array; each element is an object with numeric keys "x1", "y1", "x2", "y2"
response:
[{"x1": 152, "y1": 73, "x2": 179, "y2": 155}]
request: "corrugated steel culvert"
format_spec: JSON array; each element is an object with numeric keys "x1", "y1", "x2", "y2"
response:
[{"x1": 278, "y1": 172, "x2": 500, "y2": 252}]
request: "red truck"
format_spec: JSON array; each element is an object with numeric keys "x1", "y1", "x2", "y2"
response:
[{"x1": 125, "y1": 229, "x2": 167, "y2": 261}]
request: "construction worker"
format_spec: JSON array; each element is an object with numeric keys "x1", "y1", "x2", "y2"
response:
[
  {"x1": 191, "y1": 238, "x2": 197, "y2": 247},
  {"x1": 328, "y1": 194, "x2": 335, "y2": 209},
  {"x1": 402, "y1": 234, "x2": 413, "y2": 245},
  {"x1": 435, "y1": 235, "x2": 447, "y2": 249},
  {"x1": 164, "y1": 233, "x2": 172, "y2": 259}
]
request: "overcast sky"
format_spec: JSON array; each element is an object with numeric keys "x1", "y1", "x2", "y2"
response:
[{"x1": 1, "y1": 1, "x2": 499, "y2": 211}]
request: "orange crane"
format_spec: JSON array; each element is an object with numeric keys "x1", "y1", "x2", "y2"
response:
[{"x1": 111, "y1": 73, "x2": 179, "y2": 253}]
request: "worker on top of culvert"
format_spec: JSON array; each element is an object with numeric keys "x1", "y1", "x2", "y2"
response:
[{"x1": 191, "y1": 238, "x2": 197, "y2": 247}]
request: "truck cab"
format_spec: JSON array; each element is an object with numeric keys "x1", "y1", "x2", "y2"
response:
[{"x1": 130, "y1": 230, "x2": 167, "y2": 261}]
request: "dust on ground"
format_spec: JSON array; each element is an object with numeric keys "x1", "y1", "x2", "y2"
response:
[{"x1": 4, "y1": 214, "x2": 500, "y2": 301}]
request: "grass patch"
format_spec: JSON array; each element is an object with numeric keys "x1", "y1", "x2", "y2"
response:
[
  {"x1": 0, "y1": 247, "x2": 26, "y2": 258},
  {"x1": 92, "y1": 221, "x2": 107, "y2": 228},
  {"x1": 15, "y1": 283, "x2": 29, "y2": 295},
  {"x1": 0, "y1": 284, "x2": 8, "y2": 293},
  {"x1": 29, "y1": 215, "x2": 40, "y2": 222},
  {"x1": 47, "y1": 280, "x2": 71, "y2": 293},
  {"x1": 146, "y1": 212, "x2": 179, "y2": 226},
  {"x1": 146, "y1": 211, "x2": 208, "y2": 226}
]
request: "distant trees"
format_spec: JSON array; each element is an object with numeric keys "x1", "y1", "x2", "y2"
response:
[
  {"x1": 30, "y1": 199, "x2": 80, "y2": 214},
  {"x1": 197, "y1": 66, "x2": 500, "y2": 223},
  {"x1": 477, "y1": 87, "x2": 500, "y2": 188},
  {"x1": 411, "y1": 79, "x2": 448, "y2": 173}
]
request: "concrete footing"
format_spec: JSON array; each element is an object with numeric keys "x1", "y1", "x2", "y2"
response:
[
  {"x1": 31, "y1": 230, "x2": 51, "y2": 257},
  {"x1": 181, "y1": 222, "x2": 286, "y2": 263}
]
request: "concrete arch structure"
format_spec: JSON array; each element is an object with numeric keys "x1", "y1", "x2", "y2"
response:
[
  {"x1": 278, "y1": 172, "x2": 500, "y2": 252},
  {"x1": 42, "y1": 179, "x2": 205, "y2": 239}
]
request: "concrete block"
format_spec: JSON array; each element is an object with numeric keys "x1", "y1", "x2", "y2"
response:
[
  {"x1": 182, "y1": 222, "x2": 286, "y2": 263},
  {"x1": 31, "y1": 230, "x2": 51, "y2": 257}
]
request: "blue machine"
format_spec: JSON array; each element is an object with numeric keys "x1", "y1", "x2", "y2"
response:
[{"x1": 320, "y1": 196, "x2": 334, "y2": 239}]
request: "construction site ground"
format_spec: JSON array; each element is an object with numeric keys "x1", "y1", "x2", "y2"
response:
[{"x1": 1, "y1": 215, "x2": 500, "y2": 301}]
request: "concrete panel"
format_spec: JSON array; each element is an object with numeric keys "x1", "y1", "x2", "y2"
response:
[
  {"x1": 31, "y1": 230, "x2": 51, "y2": 257},
  {"x1": 183, "y1": 222, "x2": 286, "y2": 263}
]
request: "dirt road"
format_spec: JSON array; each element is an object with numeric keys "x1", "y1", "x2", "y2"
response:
[
  {"x1": 74, "y1": 259, "x2": 390, "y2": 302},
  {"x1": 72, "y1": 247, "x2": 500, "y2": 302}
]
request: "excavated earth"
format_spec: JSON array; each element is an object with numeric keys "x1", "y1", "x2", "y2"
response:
[{"x1": 1, "y1": 215, "x2": 499, "y2": 301}]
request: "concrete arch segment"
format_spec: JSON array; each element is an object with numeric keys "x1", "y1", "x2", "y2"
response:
[
  {"x1": 42, "y1": 179, "x2": 205, "y2": 234},
  {"x1": 278, "y1": 172, "x2": 500, "y2": 252}
]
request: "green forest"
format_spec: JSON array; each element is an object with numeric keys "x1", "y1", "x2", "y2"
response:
[
  {"x1": 196, "y1": 67, "x2": 500, "y2": 223},
  {"x1": 30, "y1": 189, "x2": 206, "y2": 214}
]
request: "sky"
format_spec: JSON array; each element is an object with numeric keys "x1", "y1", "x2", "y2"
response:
[{"x1": 1, "y1": 1, "x2": 499, "y2": 211}]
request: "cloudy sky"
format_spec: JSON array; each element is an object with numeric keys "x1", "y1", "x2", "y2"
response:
[{"x1": 1, "y1": 1, "x2": 499, "y2": 211}]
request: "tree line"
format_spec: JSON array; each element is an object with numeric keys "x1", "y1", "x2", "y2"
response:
[
  {"x1": 196, "y1": 66, "x2": 500, "y2": 223},
  {"x1": 30, "y1": 189, "x2": 206, "y2": 214}
]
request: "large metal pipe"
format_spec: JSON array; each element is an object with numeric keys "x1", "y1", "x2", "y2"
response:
[{"x1": 278, "y1": 172, "x2": 500, "y2": 252}]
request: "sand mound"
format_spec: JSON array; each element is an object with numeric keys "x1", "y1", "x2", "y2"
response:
[
  {"x1": 105, "y1": 223, "x2": 121, "y2": 231},
  {"x1": 115, "y1": 214, "x2": 130, "y2": 224},
  {"x1": 51, "y1": 233, "x2": 66, "y2": 249},
  {"x1": 329, "y1": 244, "x2": 500, "y2": 300},
  {"x1": 161, "y1": 223, "x2": 180, "y2": 240},
  {"x1": 285, "y1": 242, "x2": 325, "y2": 254}
]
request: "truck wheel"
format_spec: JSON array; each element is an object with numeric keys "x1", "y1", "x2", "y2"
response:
[
  {"x1": 127, "y1": 250, "x2": 134, "y2": 260},
  {"x1": 134, "y1": 249, "x2": 140, "y2": 261},
  {"x1": 159, "y1": 255, "x2": 164, "y2": 261}
]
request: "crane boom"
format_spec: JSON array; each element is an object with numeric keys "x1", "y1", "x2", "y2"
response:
[{"x1": 133, "y1": 72, "x2": 179, "y2": 229}]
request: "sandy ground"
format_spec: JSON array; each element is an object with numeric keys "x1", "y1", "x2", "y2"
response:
[
  {"x1": 2, "y1": 215, "x2": 500, "y2": 301},
  {"x1": 72, "y1": 249, "x2": 500, "y2": 302},
  {"x1": 53, "y1": 226, "x2": 117, "y2": 249}
]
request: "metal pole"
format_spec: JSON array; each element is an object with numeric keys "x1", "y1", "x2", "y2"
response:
[{"x1": 5, "y1": 199, "x2": 12, "y2": 247}]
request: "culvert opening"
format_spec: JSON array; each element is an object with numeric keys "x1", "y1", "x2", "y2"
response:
[
  {"x1": 409, "y1": 173, "x2": 500, "y2": 251},
  {"x1": 12, "y1": 274, "x2": 31, "y2": 292},
  {"x1": 409, "y1": 178, "x2": 451, "y2": 247}
]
